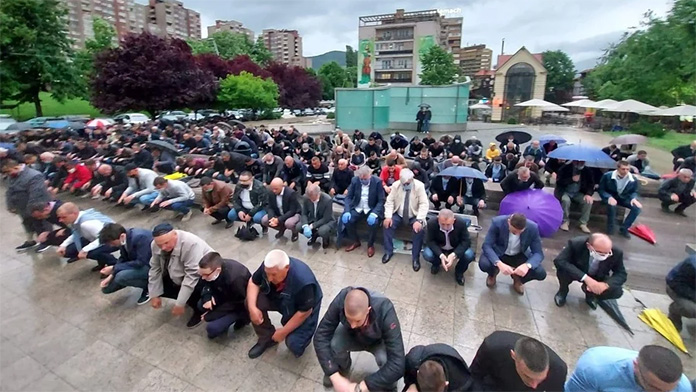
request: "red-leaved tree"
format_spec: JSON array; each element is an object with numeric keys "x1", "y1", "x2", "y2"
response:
[
  {"x1": 228, "y1": 55, "x2": 272, "y2": 79},
  {"x1": 90, "y1": 33, "x2": 216, "y2": 116},
  {"x1": 195, "y1": 53, "x2": 233, "y2": 79},
  {"x1": 265, "y1": 62, "x2": 321, "y2": 109}
]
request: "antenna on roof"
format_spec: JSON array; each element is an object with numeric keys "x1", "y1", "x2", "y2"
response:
[{"x1": 501, "y1": 38, "x2": 505, "y2": 55}]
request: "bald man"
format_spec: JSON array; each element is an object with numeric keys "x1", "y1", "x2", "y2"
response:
[
  {"x1": 314, "y1": 287, "x2": 405, "y2": 392},
  {"x1": 553, "y1": 234, "x2": 627, "y2": 309},
  {"x1": 261, "y1": 178, "x2": 301, "y2": 241}
]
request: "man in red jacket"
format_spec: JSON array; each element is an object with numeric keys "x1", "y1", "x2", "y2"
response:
[{"x1": 61, "y1": 160, "x2": 94, "y2": 195}]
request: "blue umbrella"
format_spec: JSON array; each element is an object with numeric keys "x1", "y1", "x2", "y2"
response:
[
  {"x1": 45, "y1": 120, "x2": 70, "y2": 129},
  {"x1": 548, "y1": 144, "x2": 616, "y2": 169},
  {"x1": 437, "y1": 166, "x2": 488, "y2": 181},
  {"x1": 538, "y1": 134, "x2": 567, "y2": 144}
]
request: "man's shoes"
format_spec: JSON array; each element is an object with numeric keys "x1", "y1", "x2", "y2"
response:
[
  {"x1": 512, "y1": 275, "x2": 525, "y2": 295},
  {"x1": 486, "y1": 269, "x2": 499, "y2": 288},
  {"x1": 187, "y1": 313, "x2": 203, "y2": 328},
  {"x1": 323, "y1": 375, "x2": 333, "y2": 388},
  {"x1": 618, "y1": 229, "x2": 631, "y2": 239},
  {"x1": 136, "y1": 292, "x2": 150, "y2": 305},
  {"x1": 675, "y1": 208, "x2": 688, "y2": 217},
  {"x1": 322, "y1": 238, "x2": 331, "y2": 249},
  {"x1": 262, "y1": 226, "x2": 268, "y2": 234},
  {"x1": 181, "y1": 211, "x2": 192, "y2": 222},
  {"x1": 560, "y1": 221, "x2": 569, "y2": 231},
  {"x1": 16, "y1": 240, "x2": 37, "y2": 252},
  {"x1": 554, "y1": 291, "x2": 567, "y2": 307},
  {"x1": 233, "y1": 319, "x2": 250, "y2": 331},
  {"x1": 345, "y1": 242, "x2": 361, "y2": 252},
  {"x1": 585, "y1": 295, "x2": 598, "y2": 310},
  {"x1": 431, "y1": 263, "x2": 440, "y2": 275},
  {"x1": 225, "y1": 221, "x2": 235, "y2": 229},
  {"x1": 248, "y1": 340, "x2": 278, "y2": 359},
  {"x1": 124, "y1": 203, "x2": 136, "y2": 209},
  {"x1": 412, "y1": 258, "x2": 421, "y2": 272},
  {"x1": 323, "y1": 364, "x2": 350, "y2": 387},
  {"x1": 274, "y1": 231, "x2": 285, "y2": 239},
  {"x1": 579, "y1": 224, "x2": 591, "y2": 234},
  {"x1": 291, "y1": 232, "x2": 299, "y2": 242},
  {"x1": 367, "y1": 246, "x2": 375, "y2": 258},
  {"x1": 668, "y1": 311, "x2": 683, "y2": 332},
  {"x1": 141, "y1": 205, "x2": 151, "y2": 212},
  {"x1": 455, "y1": 274, "x2": 465, "y2": 286},
  {"x1": 66, "y1": 257, "x2": 79, "y2": 264},
  {"x1": 211, "y1": 219, "x2": 224, "y2": 226},
  {"x1": 307, "y1": 236, "x2": 317, "y2": 246},
  {"x1": 381, "y1": 253, "x2": 393, "y2": 264},
  {"x1": 91, "y1": 264, "x2": 103, "y2": 272},
  {"x1": 35, "y1": 243, "x2": 51, "y2": 253},
  {"x1": 661, "y1": 204, "x2": 671, "y2": 213}
]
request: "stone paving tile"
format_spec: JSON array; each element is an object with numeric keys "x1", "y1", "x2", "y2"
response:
[
  {"x1": 23, "y1": 372, "x2": 78, "y2": 392},
  {"x1": 132, "y1": 368, "x2": 192, "y2": 392},
  {"x1": 0, "y1": 355, "x2": 50, "y2": 391}
]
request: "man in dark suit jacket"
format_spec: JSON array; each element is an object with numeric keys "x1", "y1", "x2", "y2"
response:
[
  {"x1": 470, "y1": 331, "x2": 567, "y2": 392},
  {"x1": 658, "y1": 168, "x2": 695, "y2": 216},
  {"x1": 458, "y1": 177, "x2": 486, "y2": 216},
  {"x1": 500, "y1": 167, "x2": 544, "y2": 196},
  {"x1": 598, "y1": 161, "x2": 642, "y2": 238},
  {"x1": 298, "y1": 184, "x2": 335, "y2": 248},
  {"x1": 5, "y1": 159, "x2": 52, "y2": 251},
  {"x1": 555, "y1": 161, "x2": 595, "y2": 233},
  {"x1": 262, "y1": 178, "x2": 301, "y2": 241},
  {"x1": 429, "y1": 175, "x2": 460, "y2": 209},
  {"x1": 98, "y1": 223, "x2": 153, "y2": 305},
  {"x1": 28, "y1": 200, "x2": 69, "y2": 253},
  {"x1": 479, "y1": 214, "x2": 546, "y2": 295},
  {"x1": 404, "y1": 343, "x2": 476, "y2": 392},
  {"x1": 423, "y1": 209, "x2": 475, "y2": 286},
  {"x1": 670, "y1": 141, "x2": 696, "y2": 171},
  {"x1": 341, "y1": 166, "x2": 386, "y2": 257},
  {"x1": 553, "y1": 233, "x2": 627, "y2": 309}
]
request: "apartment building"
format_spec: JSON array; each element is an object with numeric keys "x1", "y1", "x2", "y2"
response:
[
  {"x1": 147, "y1": 0, "x2": 201, "y2": 41},
  {"x1": 207, "y1": 20, "x2": 254, "y2": 40},
  {"x1": 262, "y1": 29, "x2": 307, "y2": 67},
  {"x1": 459, "y1": 44, "x2": 493, "y2": 78},
  {"x1": 61, "y1": 0, "x2": 131, "y2": 48},
  {"x1": 358, "y1": 9, "x2": 462, "y2": 87}
]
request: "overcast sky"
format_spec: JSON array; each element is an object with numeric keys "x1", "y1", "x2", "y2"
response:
[{"x1": 178, "y1": 0, "x2": 673, "y2": 70}]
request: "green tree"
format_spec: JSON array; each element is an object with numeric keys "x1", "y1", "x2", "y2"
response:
[
  {"x1": 542, "y1": 50, "x2": 575, "y2": 103},
  {"x1": 251, "y1": 36, "x2": 273, "y2": 65},
  {"x1": 419, "y1": 46, "x2": 458, "y2": 85},
  {"x1": 0, "y1": 0, "x2": 80, "y2": 115},
  {"x1": 305, "y1": 67, "x2": 318, "y2": 77},
  {"x1": 188, "y1": 32, "x2": 272, "y2": 65},
  {"x1": 582, "y1": 0, "x2": 696, "y2": 106},
  {"x1": 74, "y1": 17, "x2": 117, "y2": 98},
  {"x1": 318, "y1": 61, "x2": 348, "y2": 99},
  {"x1": 218, "y1": 71, "x2": 278, "y2": 112},
  {"x1": 345, "y1": 66, "x2": 357, "y2": 88},
  {"x1": 345, "y1": 45, "x2": 357, "y2": 67}
]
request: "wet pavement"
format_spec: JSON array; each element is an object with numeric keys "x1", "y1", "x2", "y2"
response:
[{"x1": 0, "y1": 191, "x2": 694, "y2": 391}]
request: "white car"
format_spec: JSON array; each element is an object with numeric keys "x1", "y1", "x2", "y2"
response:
[
  {"x1": 114, "y1": 113, "x2": 150, "y2": 125},
  {"x1": 159, "y1": 111, "x2": 187, "y2": 122},
  {"x1": 0, "y1": 115, "x2": 17, "y2": 131}
]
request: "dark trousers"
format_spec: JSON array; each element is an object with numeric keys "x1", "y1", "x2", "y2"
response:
[
  {"x1": 252, "y1": 291, "x2": 318, "y2": 357},
  {"x1": 44, "y1": 229, "x2": 71, "y2": 246},
  {"x1": 660, "y1": 193, "x2": 696, "y2": 212},
  {"x1": 344, "y1": 210, "x2": 379, "y2": 247},
  {"x1": 161, "y1": 276, "x2": 205, "y2": 313},
  {"x1": 478, "y1": 253, "x2": 547, "y2": 283},
  {"x1": 430, "y1": 195, "x2": 455, "y2": 210},
  {"x1": 64, "y1": 239, "x2": 119, "y2": 267},
  {"x1": 383, "y1": 214, "x2": 425, "y2": 261},
  {"x1": 101, "y1": 266, "x2": 149, "y2": 295},
  {"x1": 422, "y1": 247, "x2": 476, "y2": 278},
  {"x1": 330, "y1": 324, "x2": 393, "y2": 390},
  {"x1": 196, "y1": 303, "x2": 249, "y2": 339},
  {"x1": 557, "y1": 269, "x2": 623, "y2": 300},
  {"x1": 208, "y1": 206, "x2": 231, "y2": 222}
]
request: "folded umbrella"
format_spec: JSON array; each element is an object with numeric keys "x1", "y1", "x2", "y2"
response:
[
  {"x1": 495, "y1": 130, "x2": 532, "y2": 144},
  {"x1": 638, "y1": 308, "x2": 689, "y2": 355},
  {"x1": 499, "y1": 189, "x2": 563, "y2": 237},
  {"x1": 538, "y1": 134, "x2": 567, "y2": 145},
  {"x1": 548, "y1": 144, "x2": 616, "y2": 169},
  {"x1": 598, "y1": 299, "x2": 634, "y2": 335},
  {"x1": 437, "y1": 166, "x2": 488, "y2": 181},
  {"x1": 628, "y1": 224, "x2": 657, "y2": 245},
  {"x1": 609, "y1": 134, "x2": 647, "y2": 145}
]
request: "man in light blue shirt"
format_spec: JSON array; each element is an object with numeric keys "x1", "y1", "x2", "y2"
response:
[{"x1": 566, "y1": 345, "x2": 691, "y2": 392}]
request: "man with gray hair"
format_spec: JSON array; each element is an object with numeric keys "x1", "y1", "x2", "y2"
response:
[
  {"x1": 500, "y1": 166, "x2": 544, "y2": 196},
  {"x1": 246, "y1": 249, "x2": 323, "y2": 359},
  {"x1": 297, "y1": 184, "x2": 335, "y2": 248},
  {"x1": 342, "y1": 165, "x2": 386, "y2": 257},
  {"x1": 382, "y1": 168, "x2": 429, "y2": 271},
  {"x1": 658, "y1": 168, "x2": 695, "y2": 217}
]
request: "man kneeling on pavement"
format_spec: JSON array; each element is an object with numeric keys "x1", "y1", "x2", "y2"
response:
[
  {"x1": 98, "y1": 223, "x2": 152, "y2": 305},
  {"x1": 55, "y1": 202, "x2": 118, "y2": 270}
]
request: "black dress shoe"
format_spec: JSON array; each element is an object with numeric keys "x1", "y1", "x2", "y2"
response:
[
  {"x1": 455, "y1": 275, "x2": 465, "y2": 286},
  {"x1": 307, "y1": 237, "x2": 316, "y2": 246},
  {"x1": 322, "y1": 238, "x2": 331, "y2": 249},
  {"x1": 233, "y1": 318, "x2": 250, "y2": 331},
  {"x1": 211, "y1": 219, "x2": 223, "y2": 225},
  {"x1": 248, "y1": 340, "x2": 278, "y2": 359},
  {"x1": 412, "y1": 258, "x2": 421, "y2": 272},
  {"x1": 585, "y1": 295, "x2": 598, "y2": 310},
  {"x1": 91, "y1": 264, "x2": 104, "y2": 272},
  {"x1": 554, "y1": 291, "x2": 567, "y2": 307},
  {"x1": 140, "y1": 205, "x2": 151, "y2": 212},
  {"x1": 149, "y1": 205, "x2": 161, "y2": 213},
  {"x1": 66, "y1": 257, "x2": 79, "y2": 263},
  {"x1": 381, "y1": 253, "x2": 393, "y2": 264},
  {"x1": 224, "y1": 221, "x2": 234, "y2": 229},
  {"x1": 291, "y1": 232, "x2": 299, "y2": 242},
  {"x1": 430, "y1": 263, "x2": 440, "y2": 275},
  {"x1": 186, "y1": 313, "x2": 203, "y2": 328}
]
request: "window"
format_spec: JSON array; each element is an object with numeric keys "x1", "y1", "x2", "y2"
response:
[{"x1": 502, "y1": 62, "x2": 536, "y2": 119}]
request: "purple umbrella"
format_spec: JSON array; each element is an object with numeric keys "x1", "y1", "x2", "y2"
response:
[{"x1": 499, "y1": 189, "x2": 563, "y2": 237}]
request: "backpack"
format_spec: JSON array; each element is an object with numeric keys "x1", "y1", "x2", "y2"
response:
[{"x1": 235, "y1": 222, "x2": 259, "y2": 241}]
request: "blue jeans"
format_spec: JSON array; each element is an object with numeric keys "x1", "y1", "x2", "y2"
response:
[
  {"x1": 383, "y1": 214, "x2": 424, "y2": 260},
  {"x1": 101, "y1": 266, "x2": 149, "y2": 294},
  {"x1": 227, "y1": 208, "x2": 266, "y2": 223},
  {"x1": 423, "y1": 246, "x2": 475, "y2": 277},
  {"x1": 130, "y1": 191, "x2": 159, "y2": 206},
  {"x1": 162, "y1": 199, "x2": 194, "y2": 214},
  {"x1": 605, "y1": 197, "x2": 641, "y2": 232},
  {"x1": 422, "y1": 119, "x2": 430, "y2": 132}
]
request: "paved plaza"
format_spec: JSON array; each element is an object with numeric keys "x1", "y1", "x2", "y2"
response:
[{"x1": 0, "y1": 189, "x2": 694, "y2": 391}]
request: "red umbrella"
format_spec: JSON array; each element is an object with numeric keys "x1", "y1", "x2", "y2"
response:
[
  {"x1": 86, "y1": 119, "x2": 108, "y2": 129},
  {"x1": 628, "y1": 224, "x2": 657, "y2": 244}
]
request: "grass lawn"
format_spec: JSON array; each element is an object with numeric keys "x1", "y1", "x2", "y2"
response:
[
  {"x1": 607, "y1": 130, "x2": 694, "y2": 152},
  {"x1": 1, "y1": 92, "x2": 102, "y2": 121}
]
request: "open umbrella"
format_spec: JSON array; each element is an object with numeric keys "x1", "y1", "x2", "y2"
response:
[
  {"x1": 609, "y1": 134, "x2": 647, "y2": 145},
  {"x1": 602, "y1": 99, "x2": 657, "y2": 114},
  {"x1": 45, "y1": 120, "x2": 70, "y2": 129},
  {"x1": 538, "y1": 135, "x2": 567, "y2": 145},
  {"x1": 649, "y1": 104, "x2": 696, "y2": 117},
  {"x1": 499, "y1": 189, "x2": 562, "y2": 237},
  {"x1": 437, "y1": 166, "x2": 488, "y2": 181},
  {"x1": 562, "y1": 99, "x2": 596, "y2": 108},
  {"x1": 586, "y1": 99, "x2": 619, "y2": 109},
  {"x1": 598, "y1": 299, "x2": 634, "y2": 335},
  {"x1": 628, "y1": 224, "x2": 657, "y2": 245},
  {"x1": 548, "y1": 144, "x2": 616, "y2": 169},
  {"x1": 86, "y1": 119, "x2": 107, "y2": 129},
  {"x1": 638, "y1": 308, "x2": 689, "y2": 354},
  {"x1": 495, "y1": 130, "x2": 532, "y2": 144},
  {"x1": 470, "y1": 103, "x2": 491, "y2": 110},
  {"x1": 418, "y1": 103, "x2": 431, "y2": 108},
  {"x1": 5, "y1": 122, "x2": 32, "y2": 131},
  {"x1": 146, "y1": 140, "x2": 180, "y2": 156},
  {"x1": 67, "y1": 122, "x2": 86, "y2": 131}
]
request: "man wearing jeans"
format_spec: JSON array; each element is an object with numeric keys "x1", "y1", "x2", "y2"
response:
[
  {"x1": 228, "y1": 171, "x2": 268, "y2": 230},
  {"x1": 423, "y1": 209, "x2": 475, "y2": 286},
  {"x1": 98, "y1": 223, "x2": 152, "y2": 305},
  {"x1": 314, "y1": 287, "x2": 405, "y2": 392},
  {"x1": 599, "y1": 160, "x2": 642, "y2": 238},
  {"x1": 145, "y1": 176, "x2": 196, "y2": 221}
]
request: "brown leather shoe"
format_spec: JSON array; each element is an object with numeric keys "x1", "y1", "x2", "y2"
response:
[
  {"x1": 512, "y1": 275, "x2": 525, "y2": 295},
  {"x1": 345, "y1": 242, "x2": 361, "y2": 252},
  {"x1": 486, "y1": 269, "x2": 499, "y2": 288},
  {"x1": 367, "y1": 246, "x2": 375, "y2": 257}
]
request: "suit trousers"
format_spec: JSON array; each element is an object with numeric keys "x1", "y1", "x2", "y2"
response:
[
  {"x1": 208, "y1": 206, "x2": 231, "y2": 222},
  {"x1": 64, "y1": 239, "x2": 119, "y2": 267},
  {"x1": 160, "y1": 276, "x2": 205, "y2": 313},
  {"x1": 261, "y1": 213, "x2": 300, "y2": 234},
  {"x1": 557, "y1": 269, "x2": 623, "y2": 300},
  {"x1": 478, "y1": 253, "x2": 547, "y2": 284},
  {"x1": 344, "y1": 210, "x2": 379, "y2": 247},
  {"x1": 422, "y1": 247, "x2": 476, "y2": 277},
  {"x1": 383, "y1": 214, "x2": 424, "y2": 261},
  {"x1": 329, "y1": 324, "x2": 390, "y2": 388},
  {"x1": 561, "y1": 192, "x2": 592, "y2": 225},
  {"x1": 660, "y1": 192, "x2": 696, "y2": 212},
  {"x1": 295, "y1": 220, "x2": 336, "y2": 243}
]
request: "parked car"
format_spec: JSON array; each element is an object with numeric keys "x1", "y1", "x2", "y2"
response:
[
  {"x1": 303, "y1": 108, "x2": 316, "y2": 116},
  {"x1": 114, "y1": 113, "x2": 150, "y2": 125},
  {"x1": 0, "y1": 115, "x2": 17, "y2": 132},
  {"x1": 25, "y1": 117, "x2": 63, "y2": 127},
  {"x1": 292, "y1": 109, "x2": 303, "y2": 117},
  {"x1": 158, "y1": 111, "x2": 188, "y2": 123}
]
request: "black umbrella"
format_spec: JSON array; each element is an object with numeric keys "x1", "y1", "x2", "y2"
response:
[
  {"x1": 229, "y1": 120, "x2": 246, "y2": 129},
  {"x1": 598, "y1": 299, "x2": 634, "y2": 335},
  {"x1": 5, "y1": 122, "x2": 32, "y2": 131},
  {"x1": 495, "y1": 130, "x2": 532, "y2": 144},
  {"x1": 418, "y1": 103, "x2": 431, "y2": 108},
  {"x1": 146, "y1": 140, "x2": 180, "y2": 156},
  {"x1": 68, "y1": 122, "x2": 86, "y2": 131}
]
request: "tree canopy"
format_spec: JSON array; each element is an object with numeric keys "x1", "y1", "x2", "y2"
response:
[
  {"x1": 218, "y1": 71, "x2": 278, "y2": 111},
  {"x1": 74, "y1": 17, "x2": 117, "y2": 99},
  {"x1": 318, "y1": 61, "x2": 348, "y2": 100},
  {"x1": 419, "y1": 46, "x2": 458, "y2": 85},
  {"x1": 267, "y1": 63, "x2": 322, "y2": 109},
  {"x1": 542, "y1": 50, "x2": 575, "y2": 103},
  {"x1": 345, "y1": 45, "x2": 357, "y2": 68},
  {"x1": 0, "y1": 0, "x2": 80, "y2": 115},
  {"x1": 188, "y1": 31, "x2": 272, "y2": 65},
  {"x1": 582, "y1": 0, "x2": 696, "y2": 106}
]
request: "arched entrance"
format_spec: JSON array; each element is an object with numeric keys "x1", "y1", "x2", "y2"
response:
[{"x1": 502, "y1": 62, "x2": 536, "y2": 121}]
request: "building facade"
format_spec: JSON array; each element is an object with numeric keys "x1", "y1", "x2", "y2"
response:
[
  {"x1": 262, "y1": 29, "x2": 306, "y2": 67},
  {"x1": 61, "y1": 0, "x2": 131, "y2": 48},
  {"x1": 207, "y1": 20, "x2": 254, "y2": 40},
  {"x1": 357, "y1": 9, "x2": 462, "y2": 88},
  {"x1": 459, "y1": 44, "x2": 492, "y2": 78},
  {"x1": 491, "y1": 47, "x2": 547, "y2": 122}
]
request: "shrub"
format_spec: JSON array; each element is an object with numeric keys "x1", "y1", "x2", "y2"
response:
[
  {"x1": 506, "y1": 118, "x2": 517, "y2": 124},
  {"x1": 327, "y1": 112, "x2": 336, "y2": 119},
  {"x1": 628, "y1": 120, "x2": 666, "y2": 138}
]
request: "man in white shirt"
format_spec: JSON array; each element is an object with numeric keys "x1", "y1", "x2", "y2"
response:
[
  {"x1": 146, "y1": 176, "x2": 196, "y2": 221},
  {"x1": 341, "y1": 166, "x2": 386, "y2": 258},
  {"x1": 55, "y1": 202, "x2": 118, "y2": 270},
  {"x1": 118, "y1": 163, "x2": 158, "y2": 209}
]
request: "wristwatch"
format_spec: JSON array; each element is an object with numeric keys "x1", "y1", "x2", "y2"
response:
[{"x1": 526, "y1": 262, "x2": 533, "y2": 269}]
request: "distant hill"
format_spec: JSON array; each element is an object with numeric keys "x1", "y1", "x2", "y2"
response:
[{"x1": 308, "y1": 50, "x2": 346, "y2": 70}]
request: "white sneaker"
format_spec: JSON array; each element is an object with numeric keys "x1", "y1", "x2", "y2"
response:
[
  {"x1": 560, "y1": 222, "x2": 569, "y2": 231},
  {"x1": 579, "y1": 224, "x2": 591, "y2": 233},
  {"x1": 181, "y1": 210, "x2": 193, "y2": 222}
]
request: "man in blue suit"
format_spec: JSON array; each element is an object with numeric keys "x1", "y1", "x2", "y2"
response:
[
  {"x1": 479, "y1": 213, "x2": 546, "y2": 295},
  {"x1": 341, "y1": 166, "x2": 386, "y2": 258},
  {"x1": 598, "y1": 160, "x2": 642, "y2": 238},
  {"x1": 98, "y1": 223, "x2": 153, "y2": 305}
]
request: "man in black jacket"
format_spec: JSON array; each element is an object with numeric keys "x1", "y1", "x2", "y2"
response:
[
  {"x1": 197, "y1": 252, "x2": 251, "y2": 339},
  {"x1": 457, "y1": 177, "x2": 486, "y2": 216},
  {"x1": 470, "y1": 331, "x2": 566, "y2": 391},
  {"x1": 261, "y1": 178, "x2": 301, "y2": 241},
  {"x1": 28, "y1": 200, "x2": 69, "y2": 253},
  {"x1": 314, "y1": 287, "x2": 405, "y2": 392},
  {"x1": 658, "y1": 168, "x2": 695, "y2": 216},
  {"x1": 666, "y1": 255, "x2": 696, "y2": 331},
  {"x1": 280, "y1": 156, "x2": 307, "y2": 194},
  {"x1": 556, "y1": 161, "x2": 595, "y2": 233},
  {"x1": 92, "y1": 164, "x2": 129, "y2": 202},
  {"x1": 404, "y1": 343, "x2": 476, "y2": 392},
  {"x1": 306, "y1": 156, "x2": 331, "y2": 192},
  {"x1": 429, "y1": 175, "x2": 459, "y2": 210},
  {"x1": 329, "y1": 159, "x2": 354, "y2": 197},
  {"x1": 228, "y1": 171, "x2": 269, "y2": 229},
  {"x1": 297, "y1": 184, "x2": 335, "y2": 248},
  {"x1": 423, "y1": 210, "x2": 475, "y2": 286},
  {"x1": 98, "y1": 223, "x2": 152, "y2": 305},
  {"x1": 500, "y1": 167, "x2": 544, "y2": 196},
  {"x1": 670, "y1": 140, "x2": 696, "y2": 171},
  {"x1": 261, "y1": 153, "x2": 283, "y2": 185},
  {"x1": 552, "y1": 233, "x2": 627, "y2": 309},
  {"x1": 131, "y1": 143, "x2": 153, "y2": 169}
]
